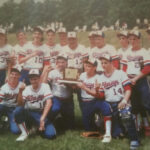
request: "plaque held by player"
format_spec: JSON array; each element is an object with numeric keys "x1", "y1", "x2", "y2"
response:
[{"x1": 58, "y1": 68, "x2": 81, "y2": 84}]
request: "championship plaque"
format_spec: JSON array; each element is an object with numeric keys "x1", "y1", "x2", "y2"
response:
[{"x1": 58, "y1": 68, "x2": 81, "y2": 84}]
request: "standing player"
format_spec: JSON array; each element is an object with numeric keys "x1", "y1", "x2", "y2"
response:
[
  {"x1": 89, "y1": 30, "x2": 119, "y2": 73},
  {"x1": 15, "y1": 69, "x2": 56, "y2": 141},
  {"x1": 57, "y1": 27, "x2": 68, "y2": 50},
  {"x1": 0, "y1": 66, "x2": 22, "y2": 134},
  {"x1": 98, "y1": 54, "x2": 139, "y2": 149},
  {"x1": 77, "y1": 58, "x2": 112, "y2": 143},
  {"x1": 0, "y1": 28, "x2": 14, "y2": 86},
  {"x1": 41, "y1": 54, "x2": 75, "y2": 129},
  {"x1": 19, "y1": 26, "x2": 46, "y2": 85},
  {"x1": 127, "y1": 30, "x2": 150, "y2": 133},
  {"x1": 43, "y1": 27, "x2": 60, "y2": 68}
]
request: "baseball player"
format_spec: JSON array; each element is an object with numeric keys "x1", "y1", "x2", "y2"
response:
[
  {"x1": 0, "y1": 66, "x2": 22, "y2": 134},
  {"x1": 57, "y1": 27, "x2": 68, "y2": 50},
  {"x1": 43, "y1": 27, "x2": 60, "y2": 68},
  {"x1": 19, "y1": 26, "x2": 46, "y2": 85},
  {"x1": 98, "y1": 54, "x2": 139, "y2": 149},
  {"x1": 15, "y1": 69, "x2": 56, "y2": 141},
  {"x1": 0, "y1": 28, "x2": 14, "y2": 86},
  {"x1": 77, "y1": 58, "x2": 112, "y2": 143},
  {"x1": 41, "y1": 54, "x2": 75, "y2": 129},
  {"x1": 126, "y1": 30, "x2": 150, "y2": 134},
  {"x1": 89, "y1": 30, "x2": 119, "y2": 73}
]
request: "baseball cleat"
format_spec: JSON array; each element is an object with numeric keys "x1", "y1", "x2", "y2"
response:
[
  {"x1": 16, "y1": 133, "x2": 28, "y2": 141},
  {"x1": 102, "y1": 134, "x2": 111, "y2": 143}
]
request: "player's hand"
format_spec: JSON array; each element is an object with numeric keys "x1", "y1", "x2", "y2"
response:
[
  {"x1": 43, "y1": 65, "x2": 52, "y2": 73},
  {"x1": 130, "y1": 77, "x2": 137, "y2": 85},
  {"x1": 36, "y1": 50, "x2": 43, "y2": 56},
  {"x1": 77, "y1": 82, "x2": 86, "y2": 90},
  {"x1": 95, "y1": 79, "x2": 100, "y2": 92},
  {"x1": 39, "y1": 117, "x2": 45, "y2": 131},
  {"x1": 19, "y1": 80, "x2": 26, "y2": 91},
  {"x1": 118, "y1": 99, "x2": 127, "y2": 109}
]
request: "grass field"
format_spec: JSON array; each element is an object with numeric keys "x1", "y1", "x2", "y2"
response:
[
  {"x1": 0, "y1": 95, "x2": 150, "y2": 150},
  {"x1": 1, "y1": 31, "x2": 150, "y2": 150}
]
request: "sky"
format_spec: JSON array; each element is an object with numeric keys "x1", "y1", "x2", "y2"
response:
[{"x1": 0, "y1": 0, "x2": 45, "y2": 6}]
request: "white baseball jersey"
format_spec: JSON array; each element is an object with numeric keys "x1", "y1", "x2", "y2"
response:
[
  {"x1": 99, "y1": 70, "x2": 131, "y2": 102},
  {"x1": 48, "y1": 69, "x2": 73, "y2": 98},
  {"x1": 0, "y1": 44, "x2": 12, "y2": 69},
  {"x1": 0, "y1": 82, "x2": 23, "y2": 107},
  {"x1": 22, "y1": 83, "x2": 52, "y2": 110},
  {"x1": 20, "y1": 41, "x2": 46, "y2": 69},
  {"x1": 79, "y1": 72, "x2": 99, "y2": 101},
  {"x1": 125, "y1": 48, "x2": 150, "y2": 75},
  {"x1": 43, "y1": 44, "x2": 60, "y2": 68},
  {"x1": 63, "y1": 44, "x2": 87, "y2": 69},
  {"x1": 89, "y1": 44, "x2": 118, "y2": 71},
  {"x1": 56, "y1": 44, "x2": 68, "y2": 51}
]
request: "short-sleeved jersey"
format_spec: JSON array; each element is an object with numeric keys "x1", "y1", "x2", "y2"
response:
[
  {"x1": 48, "y1": 69, "x2": 73, "y2": 98},
  {"x1": 124, "y1": 48, "x2": 150, "y2": 75},
  {"x1": 99, "y1": 70, "x2": 130, "y2": 102},
  {"x1": 0, "y1": 82, "x2": 23, "y2": 107},
  {"x1": 89, "y1": 44, "x2": 118, "y2": 71},
  {"x1": 63, "y1": 44, "x2": 86, "y2": 69},
  {"x1": 19, "y1": 41, "x2": 45, "y2": 69},
  {"x1": 22, "y1": 83, "x2": 53, "y2": 110},
  {"x1": 79, "y1": 72, "x2": 99, "y2": 101},
  {"x1": 56, "y1": 44, "x2": 68, "y2": 52},
  {"x1": 43, "y1": 44, "x2": 60, "y2": 68},
  {"x1": 0, "y1": 44, "x2": 12, "y2": 69}
]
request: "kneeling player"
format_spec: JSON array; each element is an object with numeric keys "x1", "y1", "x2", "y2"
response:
[
  {"x1": 77, "y1": 59, "x2": 112, "y2": 143},
  {"x1": 15, "y1": 69, "x2": 56, "y2": 141},
  {"x1": 98, "y1": 54, "x2": 139, "y2": 149}
]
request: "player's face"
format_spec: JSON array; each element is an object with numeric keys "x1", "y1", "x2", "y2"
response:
[
  {"x1": 47, "y1": 32, "x2": 55, "y2": 43},
  {"x1": 86, "y1": 63, "x2": 96, "y2": 74},
  {"x1": 118, "y1": 35, "x2": 128, "y2": 47},
  {"x1": 56, "y1": 59, "x2": 67, "y2": 70},
  {"x1": 17, "y1": 32, "x2": 26, "y2": 42},
  {"x1": 128, "y1": 35, "x2": 140, "y2": 48},
  {"x1": 9, "y1": 71, "x2": 20, "y2": 82},
  {"x1": 33, "y1": 31, "x2": 43, "y2": 42},
  {"x1": 0, "y1": 33, "x2": 6, "y2": 46},
  {"x1": 89, "y1": 36, "x2": 96, "y2": 47},
  {"x1": 68, "y1": 38, "x2": 78, "y2": 48},
  {"x1": 95, "y1": 36, "x2": 105, "y2": 48},
  {"x1": 59, "y1": 33, "x2": 67, "y2": 42},
  {"x1": 101, "y1": 59, "x2": 111, "y2": 71},
  {"x1": 30, "y1": 76, "x2": 40, "y2": 89}
]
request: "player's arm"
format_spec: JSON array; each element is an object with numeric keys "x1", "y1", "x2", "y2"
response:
[
  {"x1": 39, "y1": 98, "x2": 52, "y2": 131},
  {"x1": 17, "y1": 82, "x2": 26, "y2": 106}
]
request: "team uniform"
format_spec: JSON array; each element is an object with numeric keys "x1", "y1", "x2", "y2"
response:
[
  {"x1": 98, "y1": 69, "x2": 139, "y2": 141},
  {"x1": 89, "y1": 44, "x2": 119, "y2": 72},
  {"x1": 14, "y1": 83, "x2": 56, "y2": 139},
  {"x1": 120, "y1": 48, "x2": 150, "y2": 113},
  {"x1": 79, "y1": 72, "x2": 111, "y2": 131},
  {"x1": 47, "y1": 69, "x2": 74, "y2": 129},
  {"x1": 19, "y1": 41, "x2": 46, "y2": 84},
  {"x1": 0, "y1": 44, "x2": 12, "y2": 86},
  {"x1": 43, "y1": 44, "x2": 61, "y2": 68},
  {"x1": 0, "y1": 82, "x2": 23, "y2": 134}
]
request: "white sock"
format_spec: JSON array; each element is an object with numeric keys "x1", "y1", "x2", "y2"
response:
[
  {"x1": 18, "y1": 122, "x2": 28, "y2": 135},
  {"x1": 105, "y1": 120, "x2": 111, "y2": 136}
]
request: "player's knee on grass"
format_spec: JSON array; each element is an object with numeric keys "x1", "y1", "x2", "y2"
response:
[{"x1": 44, "y1": 123, "x2": 56, "y2": 139}]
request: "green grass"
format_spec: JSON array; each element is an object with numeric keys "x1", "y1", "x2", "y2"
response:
[{"x1": 0, "y1": 95, "x2": 150, "y2": 150}]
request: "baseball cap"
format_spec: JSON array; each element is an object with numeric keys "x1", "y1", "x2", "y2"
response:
[
  {"x1": 28, "y1": 69, "x2": 40, "y2": 78},
  {"x1": 11, "y1": 65, "x2": 22, "y2": 74},
  {"x1": 33, "y1": 26, "x2": 44, "y2": 34},
  {"x1": 95, "y1": 30, "x2": 105, "y2": 38},
  {"x1": 57, "y1": 53, "x2": 68, "y2": 60},
  {"x1": 88, "y1": 31, "x2": 97, "y2": 37},
  {"x1": 46, "y1": 27, "x2": 55, "y2": 33},
  {"x1": 117, "y1": 30, "x2": 128, "y2": 37},
  {"x1": 86, "y1": 57, "x2": 97, "y2": 66},
  {"x1": 128, "y1": 30, "x2": 141, "y2": 38},
  {"x1": 58, "y1": 27, "x2": 67, "y2": 33},
  {"x1": 99, "y1": 53, "x2": 112, "y2": 61},
  {"x1": 67, "y1": 32, "x2": 77, "y2": 38},
  {"x1": 146, "y1": 26, "x2": 150, "y2": 34},
  {"x1": 0, "y1": 28, "x2": 6, "y2": 35}
]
